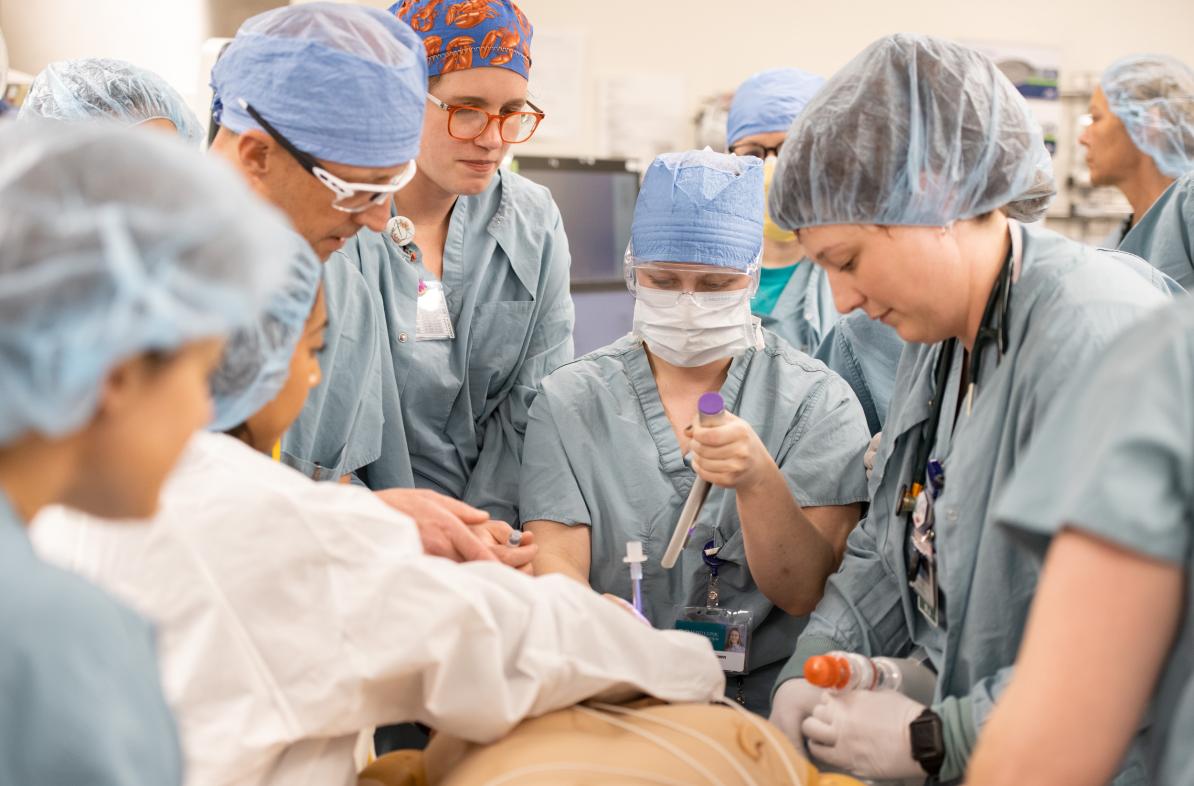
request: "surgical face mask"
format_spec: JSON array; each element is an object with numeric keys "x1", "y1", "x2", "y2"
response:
[
  {"x1": 763, "y1": 158, "x2": 797, "y2": 243},
  {"x1": 632, "y1": 287, "x2": 761, "y2": 367}
]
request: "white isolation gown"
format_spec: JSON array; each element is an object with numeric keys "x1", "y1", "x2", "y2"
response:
[{"x1": 31, "y1": 432, "x2": 722, "y2": 786}]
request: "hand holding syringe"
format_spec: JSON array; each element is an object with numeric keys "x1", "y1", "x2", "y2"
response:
[{"x1": 661, "y1": 392, "x2": 726, "y2": 569}]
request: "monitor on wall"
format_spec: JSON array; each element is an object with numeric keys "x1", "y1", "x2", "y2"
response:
[{"x1": 510, "y1": 156, "x2": 639, "y2": 289}]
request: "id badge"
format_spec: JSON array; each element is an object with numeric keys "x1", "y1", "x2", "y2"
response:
[
  {"x1": 909, "y1": 488, "x2": 941, "y2": 627},
  {"x1": 910, "y1": 548, "x2": 940, "y2": 628},
  {"x1": 674, "y1": 607, "x2": 754, "y2": 673},
  {"x1": 416, "y1": 281, "x2": 455, "y2": 341}
]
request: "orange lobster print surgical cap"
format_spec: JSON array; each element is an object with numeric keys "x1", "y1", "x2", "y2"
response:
[{"x1": 390, "y1": 0, "x2": 532, "y2": 79}]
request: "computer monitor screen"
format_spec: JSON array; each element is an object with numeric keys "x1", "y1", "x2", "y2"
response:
[{"x1": 511, "y1": 156, "x2": 639, "y2": 285}]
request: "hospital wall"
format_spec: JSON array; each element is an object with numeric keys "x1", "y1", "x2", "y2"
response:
[
  {"x1": 4, "y1": 0, "x2": 1192, "y2": 351},
  {"x1": 6, "y1": 0, "x2": 1194, "y2": 149},
  {"x1": 511, "y1": 0, "x2": 1194, "y2": 157}
]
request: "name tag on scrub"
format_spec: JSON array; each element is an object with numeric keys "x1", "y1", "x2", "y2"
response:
[{"x1": 416, "y1": 280, "x2": 455, "y2": 340}]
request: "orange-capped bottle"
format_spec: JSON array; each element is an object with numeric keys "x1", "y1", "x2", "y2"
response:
[{"x1": 804, "y1": 651, "x2": 910, "y2": 693}]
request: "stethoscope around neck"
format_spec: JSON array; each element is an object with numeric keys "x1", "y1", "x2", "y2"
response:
[{"x1": 896, "y1": 230, "x2": 1017, "y2": 517}]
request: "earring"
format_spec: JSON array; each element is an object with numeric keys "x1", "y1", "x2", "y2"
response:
[{"x1": 308, "y1": 372, "x2": 320, "y2": 386}]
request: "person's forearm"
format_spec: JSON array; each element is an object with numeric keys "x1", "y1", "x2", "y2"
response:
[
  {"x1": 736, "y1": 463, "x2": 836, "y2": 615},
  {"x1": 523, "y1": 520, "x2": 592, "y2": 585},
  {"x1": 530, "y1": 550, "x2": 590, "y2": 585}
]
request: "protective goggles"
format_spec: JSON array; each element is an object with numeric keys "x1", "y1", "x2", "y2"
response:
[
  {"x1": 624, "y1": 258, "x2": 759, "y2": 302},
  {"x1": 239, "y1": 99, "x2": 416, "y2": 213}
]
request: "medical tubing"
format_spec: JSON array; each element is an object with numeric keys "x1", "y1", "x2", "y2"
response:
[
  {"x1": 713, "y1": 696, "x2": 804, "y2": 786},
  {"x1": 624, "y1": 540, "x2": 648, "y2": 614},
  {"x1": 477, "y1": 698, "x2": 805, "y2": 786},
  {"x1": 573, "y1": 705, "x2": 727, "y2": 786},
  {"x1": 591, "y1": 702, "x2": 761, "y2": 786},
  {"x1": 479, "y1": 763, "x2": 697, "y2": 786}
]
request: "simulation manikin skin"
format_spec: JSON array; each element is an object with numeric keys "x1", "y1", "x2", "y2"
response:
[{"x1": 360, "y1": 700, "x2": 867, "y2": 786}]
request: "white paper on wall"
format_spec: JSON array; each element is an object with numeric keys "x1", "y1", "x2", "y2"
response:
[
  {"x1": 598, "y1": 73, "x2": 689, "y2": 164},
  {"x1": 525, "y1": 29, "x2": 586, "y2": 143}
]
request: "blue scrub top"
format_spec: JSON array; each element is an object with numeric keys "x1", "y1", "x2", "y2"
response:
[
  {"x1": 755, "y1": 260, "x2": 838, "y2": 355},
  {"x1": 997, "y1": 298, "x2": 1194, "y2": 785},
  {"x1": 815, "y1": 311, "x2": 905, "y2": 436},
  {"x1": 0, "y1": 494, "x2": 182, "y2": 786},
  {"x1": 521, "y1": 330, "x2": 870, "y2": 712},
  {"x1": 1116, "y1": 176, "x2": 1194, "y2": 290},
  {"x1": 284, "y1": 169, "x2": 575, "y2": 524},
  {"x1": 774, "y1": 224, "x2": 1169, "y2": 783}
]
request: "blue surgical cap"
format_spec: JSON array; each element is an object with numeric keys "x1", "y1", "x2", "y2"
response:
[
  {"x1": 629, "y1": 149, "x2": 764, "y2": 273},
  {"x1": 770, "y1": 33, "x2": 1056, "y2": 230},
  {"x1": 0, "y1": 121, "x2": 295, "y2": 444},
  {"x1": 211, "y1": 2, "x2": 427, "y2": 168},
  {"x1": 19, "y1": 58, "x2": 202, "y2": 146},
  {"x1": 726, "y1": 68, "x2": 825, "y2": 148},
  {"x1": 209, "y1": 238, "x2": 323, "y2": 431},
  {"x1": 1101, "y1": 54, "x2": 1194, "y2": 178}
]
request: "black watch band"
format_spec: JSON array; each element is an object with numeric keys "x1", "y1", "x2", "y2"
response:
[{"x1": 909, "y1": 707, "x2": 945, "y2": 777}]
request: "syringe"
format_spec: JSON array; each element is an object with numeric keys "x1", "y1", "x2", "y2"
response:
[
  {"x1": 661, "y1": 392, "x2": 726, "y2": 569},
  {"x1": 623, "y1": 540, "x2": 647, "y2": 616}
]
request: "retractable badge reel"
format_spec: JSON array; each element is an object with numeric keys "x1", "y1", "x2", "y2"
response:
[{"x1": 674, "y1": 541, "x2": 754, "y2": 673}]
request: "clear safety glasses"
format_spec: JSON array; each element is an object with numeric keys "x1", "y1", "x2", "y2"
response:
[
  {"x1": 426, "y1": 93, "x2": 545, "y2": 144},
  {"x1": 626, "y1": 261, "x2": 756, "y2": 306},
  {"x1": 239, "y1": 100, "x2": 417, "y2": 213}
]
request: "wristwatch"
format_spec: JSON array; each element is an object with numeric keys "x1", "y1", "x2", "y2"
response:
[{"x1": 909, "y1": 707, "x2": 945, "y2": 777}]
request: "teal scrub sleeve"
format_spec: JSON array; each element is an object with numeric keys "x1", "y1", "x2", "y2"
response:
[
  {"x1": 999, "y1": 303, "x2": 1194, "y2": 563},
  {"x1": 776, "y1": 372, "x2": 870, "y2": 507},
  {"x1": 518, "y1": 386, "x2": 592, "y2": 527},
  {"x1": 815, "y1": 312, "x2": 904, "y2": 436},
  {"x1": 936, "y1": 666, "x2": 1149, "y2": 784}
]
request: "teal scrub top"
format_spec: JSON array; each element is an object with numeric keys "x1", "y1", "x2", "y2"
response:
[
  {"x1": 755, "y1": 259, "x2": 838, "y2": 355},
  {"x1": 283, "y1": 169, "x2": 575, "y2": 524},
  {"x1": 520, "y1": 330, "x2": 870, "y2": 712},
  {"x1": 997, "y1": 298, "x2": 1194, "y2": 786},
  {"x1": 0, "y1": 494, "x2": 182, "y2": 785},
  {"x1": 815, "y1": 311, "x2": 905, "y2": 436},
  {"x1": 751, "y1": 264, "x2": 797, "y2": 317},
  {"x1": 1117, "y1": 176, "x2": 1194, "y2": 290},
  {"x1": 774, "y1": 225, "x2": 1170, "y2": 784}
]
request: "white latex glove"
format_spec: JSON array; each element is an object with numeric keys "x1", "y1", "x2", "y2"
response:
[
  {"x1": 864, "y1": 431, "x2": 882, "y2": 480},
  {"x1": 802, "y1": 689, "x2": 929, "y2": 780},
  {"x1": 768, "y1": 678, "x2": 826, "y2": 756}
]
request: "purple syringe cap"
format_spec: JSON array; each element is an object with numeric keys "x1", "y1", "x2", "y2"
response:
[{"x1": 698, "y1": 392, "x2": 725, "y2": 416}]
